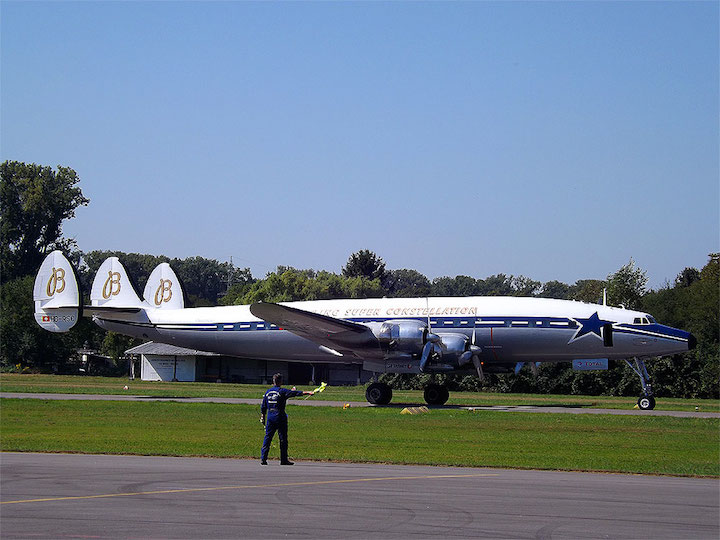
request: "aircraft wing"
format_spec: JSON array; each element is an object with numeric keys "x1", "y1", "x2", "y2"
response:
[{"x1": 249, "y1": 302, "x2": 382, "y2": 359}]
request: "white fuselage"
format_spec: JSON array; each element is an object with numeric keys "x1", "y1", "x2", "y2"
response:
[{"x1": 94, "y1": 296, "x2": 692, "y2": 373}]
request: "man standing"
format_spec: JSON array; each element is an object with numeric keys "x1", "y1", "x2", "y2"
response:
[{"x1": 260, "y1": 373, "x2": 314, "y2": 465}]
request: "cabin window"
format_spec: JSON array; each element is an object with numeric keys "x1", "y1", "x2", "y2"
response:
[{"x1": 634, "y1": 317, "x2": 642, "y2": 324}]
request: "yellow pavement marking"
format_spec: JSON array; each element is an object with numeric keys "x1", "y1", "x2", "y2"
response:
[{"x1": 2, "y1": 473, "x2": 499, "y2": 505}]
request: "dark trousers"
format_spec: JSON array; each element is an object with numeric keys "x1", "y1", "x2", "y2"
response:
[{"x1": 261, "y1": 414, "x2": 288, "y2": 462}]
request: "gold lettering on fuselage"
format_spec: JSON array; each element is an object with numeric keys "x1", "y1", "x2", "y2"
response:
[
  {"x1": 102, "y1": 271, "x2": 122, "y2": 299},
  {"x1": 46, "y1": 267, "x2": 66, "y2": 296},
  {"x1": 154, "y1": 279, "x2": 173, "y2": 305},
  {"x1": 311, "y1": 305, "x2": 478, "y2": 318}
]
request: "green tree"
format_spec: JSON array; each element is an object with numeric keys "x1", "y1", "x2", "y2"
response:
[
  {"x1": 675, "y1": 267, "x2": 701, "y2": 288},
  {"x1": 0, "y1": 276, "x2": 78, "y2": 369},
  {"x1": 384, "y1": 269, "x2": 431, "y2": 297},
  {"x1": 342, "y1": 250, "x2": 387, "y2": 281},
  {"x1": 511, "y1": 276, "x2": 541, "y2": 297},
  {"x1": 478, "y1": 274, "x2": 513, "y2": 296},
  {"x1": 571, "y1": 279, "x2": 607, "y2": 303},
  {"x1": 232, "y1": 267, "x2": 384, "y2": 304},
  {"x1": 607, "y1": 258, "x2": 647, "y2": 309},
  {"x1": 1, "y1": 161, "x2": 89, "y2": 280},
  {"x1": 641, "y1": 254, "x2": 719, "y2": 398},
  {"x1": 538, "y1": 280, "x2": 572, "y2": 299},
  {"x1": 172, "y1": 256, "x2": 251, "y2": 307}
]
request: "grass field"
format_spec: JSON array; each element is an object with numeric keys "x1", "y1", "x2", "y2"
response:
[
  {"x1": 2, "y1": 374, "x2": 718, "y2": 412},
  {"x1": 1, "y1": 398, "x2": 718, "y2": 477}
]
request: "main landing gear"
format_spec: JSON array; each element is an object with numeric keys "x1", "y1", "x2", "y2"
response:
[
  {"x1": 423, "y1": 383, "x2": 449, "y2": 406},
  {"x1": 625, "y1": 357, "x2": 656, "y2": 410},
  {"x1": 365, "y1": 382, "x2": 450, "y2": 406},
  {"x1": 365, "y1": 382, "x2": 393, "y2": 405}
]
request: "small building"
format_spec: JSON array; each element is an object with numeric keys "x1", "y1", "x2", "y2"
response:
[
  {"x1": 124, "y1": 342, "x2": 373, "y2": 385},
  {"x1": 125, "y1": 342, "x2": 216, "y2": 382}
]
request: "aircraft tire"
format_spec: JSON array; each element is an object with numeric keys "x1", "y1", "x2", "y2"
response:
[
  {"x1": 424, "y1": 384, "x2": 449, "y2": 406},
  {"x1": 366, "y1": 382, "x2": 392, "y2": 405},
  {"x1": 637, "y1": 395, "x2": 656, "y2": 410}
]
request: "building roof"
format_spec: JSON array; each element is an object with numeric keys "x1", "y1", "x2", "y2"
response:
[{"x1": 125, "y1": 342, "x2": 219, "y2": 357}]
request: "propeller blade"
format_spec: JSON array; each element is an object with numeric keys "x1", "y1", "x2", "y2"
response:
[
  {"x1": 514, "y1": 362, "x2": 525, "y2": 375},
  {"x1": 531, "y1": 362, "x2": 540, "y2": 378},
  {"x1": 419, "y1": 342, "x2": 434, "y2": 373},
  {"x1": 472, "y1": 356, "x2": 485, "y2": 382},
  {"x1": 426, "y1": 297, "x2": 431, "y2": 332},
  {"x1": 472, "y1": 315, "x2": 477, "y2": 345},
  {"x1": 458, "y1": 350, "x2": 473, "y2": 366}
]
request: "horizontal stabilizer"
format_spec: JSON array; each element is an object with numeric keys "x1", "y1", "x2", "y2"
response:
[
  {"x1": 91, "y1": 257, "x2": 145, "y2": 309},
  {"x1": 33, "y1": 250, "x2": 81, "y2": 332},
  {"x1": 84, "y1": 306, "x2": 143, "y2": 314}
]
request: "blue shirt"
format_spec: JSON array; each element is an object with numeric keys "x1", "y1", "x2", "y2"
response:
[{"x1": 261, "y1": 386, "x2": 303, "y2": 416}]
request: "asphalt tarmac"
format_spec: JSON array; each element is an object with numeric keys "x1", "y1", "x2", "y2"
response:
[
  {"x1": 1, "y1": 392, "x2": 718, "y2": 418},
  {"x1": 1, "y1": 453, "x2": 717, "y2": 539}
]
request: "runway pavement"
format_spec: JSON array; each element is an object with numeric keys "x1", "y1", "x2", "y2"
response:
[
  {"x1": 1, "y1": 452, "x2": 718, "y2": 539},
  {"x1": 1, "y1": 392, "x2": 718, "y2": 418}
]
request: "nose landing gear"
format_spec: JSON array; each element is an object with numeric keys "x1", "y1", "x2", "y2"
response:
[{"x1": 625, "y1": 357, "x2": 656, "y2": 410}]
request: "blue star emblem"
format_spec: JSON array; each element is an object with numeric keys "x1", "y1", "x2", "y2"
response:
[{"x1": 568, "y1": 312, "x2": 614, "y2": 344}]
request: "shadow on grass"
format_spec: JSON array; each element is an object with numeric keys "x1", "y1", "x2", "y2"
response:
[
  {"x1": 373, "y1": 402, "x2": 593, "y2": 410},
  {"x1": 136, "y1": 396, "x2": 194, "y2": 400}
]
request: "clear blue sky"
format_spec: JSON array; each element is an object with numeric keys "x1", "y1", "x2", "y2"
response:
[{"x1": 2, "y1": 1, "x2": 718, "y2": 288}]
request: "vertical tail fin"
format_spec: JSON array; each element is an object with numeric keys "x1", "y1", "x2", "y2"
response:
[
  {"x1": 143, "y1": 262, "x2": 184, "y2": 309},
  {"x1": 90, "y1": 257, "x2": 144, "y2": 309},
  {"x1": 33, "y1": 250, "x2": 81, "y2": 332}
]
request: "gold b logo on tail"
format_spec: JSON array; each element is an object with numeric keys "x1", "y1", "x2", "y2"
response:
[
  {"x1": 46, "y1": 267, "x2": 66, "y2": 296},
  {"x1": 102, "y1": 271, "x2": 122, "y2": 299},
  {"x1": 154, "y1": 279, "x2": 173, "y2": 305}
]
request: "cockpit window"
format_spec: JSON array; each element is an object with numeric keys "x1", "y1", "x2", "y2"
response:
[
  {"x1": 634, "y1": 317, "x2": 642, "y2": 324},
  {"x1": 647, "y1": 315, "x2": 656, "y2": 324}
]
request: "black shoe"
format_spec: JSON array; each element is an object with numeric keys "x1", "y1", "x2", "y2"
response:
[
  {"x1": 260, "y1": 460, "x2": 268, "y2": 465},
  {"x1": 280, "y1": 461, "x2": 294, "y2": 466}
]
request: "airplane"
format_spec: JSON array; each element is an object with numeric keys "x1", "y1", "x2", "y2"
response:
[{"x1": 33, "y1": 251, "x2": 696, "y2": 410}]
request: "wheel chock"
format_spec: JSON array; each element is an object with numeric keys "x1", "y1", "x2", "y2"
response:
[{"x1": 401, "y1": 406, "x2": 430, "y2": 415}]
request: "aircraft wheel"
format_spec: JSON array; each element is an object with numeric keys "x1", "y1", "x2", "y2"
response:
[
  {"x1": 637, "y1": 395, "x2": 656, "y2": 410},
  {"x1": 366, "y1": 382, "x2": 392, "y2": 405},
  {"x1": 424, "y1": 384, "x2": 449, "y2": 406}
]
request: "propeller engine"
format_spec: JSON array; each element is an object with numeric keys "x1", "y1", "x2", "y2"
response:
[
  {"x1": 368, "y1": 315, "x2": 484, "y2": 378},
  {"x1": 371, "y1": 319, "x2": 431, "y2": 356}
]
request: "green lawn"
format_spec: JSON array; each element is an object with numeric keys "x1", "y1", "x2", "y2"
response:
[
  {"x1": 1, "y1": 374, "x2": 718, "y2": 412},
  {"x1": 1, "y1": 398, "x2": 718, "y2": 477}
]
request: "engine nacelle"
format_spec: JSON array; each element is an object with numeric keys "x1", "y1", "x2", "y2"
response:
[
  {"x1": 369, "y1": 319, "x2": 427, "y2": 355},
  {"x1": 436, "y1": 333, "x2": 469, "y2": 361}
]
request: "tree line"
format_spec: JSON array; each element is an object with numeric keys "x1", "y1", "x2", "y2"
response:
[{"x1": 1, "y1": 161, "x2": 717, "y2": 397}]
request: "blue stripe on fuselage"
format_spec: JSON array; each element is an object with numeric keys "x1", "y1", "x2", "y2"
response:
[
  {"x1": 152, "y1": 317, "x2": 688, "y2": 343},
  {"x1": 614, "y1": 323, "x2": 690, "y2": 342},
  {"x1": 155, "y1": 316, "x2": 579, "y2": 331}
]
